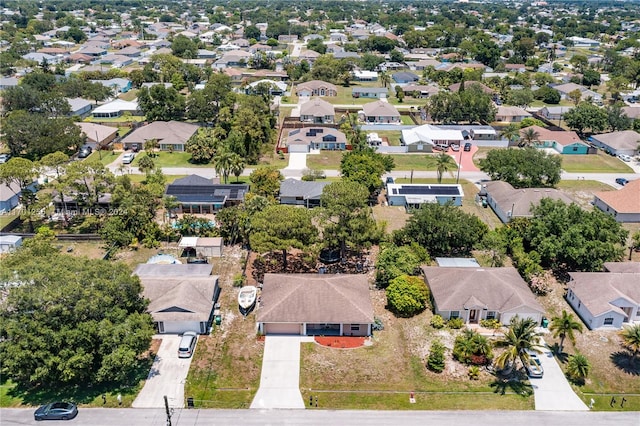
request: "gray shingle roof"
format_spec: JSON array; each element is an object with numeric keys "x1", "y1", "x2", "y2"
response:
[
  {"x1": 121, "y1": 121, "x2": 199, "y2": 145},
  {"x1": 141, "y1": 275, "x2": 219, "y2": 322},
  {"x1": 279, "y1": 178, "x2": 331, "y2": 199},
  {"x1": 569, "y1": 272, "x2": 640, "y2": 317}
]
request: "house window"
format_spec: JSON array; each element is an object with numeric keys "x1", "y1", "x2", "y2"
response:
[
  {"x1": 450, "y1": 311, "x2": 460, "y2": 319},
  {"x1": 572, "y1": 146, "x2": 578, "y2": 152},
  {"x1": 604, "y1": 317, "x2": 614, "y2": 325},
  {"x1": 486, "y1": 311, "x2": 496, "y2": 320},
  {"x1": 350, "y1": 325, "x2": 360, "y2": 331}
]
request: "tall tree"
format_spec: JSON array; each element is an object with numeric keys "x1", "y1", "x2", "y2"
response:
[
  {"x1": 63, "y1": 160, "x2": 115, "y2": 210},
  {"x1": 549, "y1": 310, "x2": 584, "y2": 354},
  {"x1": 519, "y1": 127, "x2": 540, "y2": 147},
  {"x1": 479, "y1": 148, "x2": 562, "y2": 188},
  {"x1": 427, "y1": 153, "x2": 458, "y2": 183},
  {"x1": 0, "y1": 157, "x2": 40, "y2": 231},
  {"x1": 619, "y1": 324, "x2": 640, "y2": 367},
  {"x1": 340, "y1": 150, "x2": 394, "y2": 196},
  {"x1": 249, "y1": 166, "x2": 284, "y2": 199},
  {"x1": 249, "y1": 204, "x2": 317, "y2": 270},
  {"x1": 564, "y1": 102, "x2": 608, "y2": 136},
  {"x1": 493, "y1": 316, "x2": 544, "y2": 374},
  {"x1": 605, "y1": 104, "x2": 632, "y2": 132},
  {"x1": 137, "y1": 85, "x2": 185, "y2": 121},
  {"x1": 186, "y1": 128, "x2": 218, "y2": 164},
  {"x1": 501, "y1": 123, "x2": 521, "y2": 145}
]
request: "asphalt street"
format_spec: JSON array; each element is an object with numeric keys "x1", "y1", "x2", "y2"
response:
[{"x1": 2, "y1": 408, "x2": 638, "y2": 426}]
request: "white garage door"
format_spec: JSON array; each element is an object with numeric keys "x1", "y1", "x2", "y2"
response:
[
  {"x1": 160, "y1": 321, "x2": 202, "y2": 334},
  {"x1": 264, "y1": 323, "x2": 301, "y2": 335}
]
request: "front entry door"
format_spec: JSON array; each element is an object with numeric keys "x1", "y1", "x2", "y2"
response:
[{"x1": 469, "y1": 309, "x2": 478, "y2": 324}]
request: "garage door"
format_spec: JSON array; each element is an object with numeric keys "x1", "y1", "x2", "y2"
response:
[
  {"x1": 264, "y1": 323, "x2": 301, "y2": 335},
  {"x1": 160, "y1": 321, "x2": 202, "y2": 334}
]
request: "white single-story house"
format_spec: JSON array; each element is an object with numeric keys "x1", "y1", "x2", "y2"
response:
[
  {"x1": 279, "y1": 178, "x2": 331, "y2": 207},
  {"x1": 567, "y1": 272, "x2": 640, "y2": 330},
  {"x1": 593, "y1": 179, "x2": 640, "y2": 223},
  {"x1": 482, "y1": 181, "x2": 574, "y2": 223},
  {"x1": 386, "y1": 183, "x2": 464, "y2": 208},
  {"x1": 0, "y1": 235, "x2": 22, "y2": 253},
  {"x1": 401, "y1": 124, "x2": 466, "y2": 152},
  {"x1": 134, "y1": 263, "x2": 219, "y2": 334},
  {"x1": 422, "y1": 266, "x2": 545, "y2": 326},
  {"x1": 588, "y1": 130, "x2": 640, "y2": 157},
  {"x1": 91, "y1": 99, "x2": 140, "y2": 118},
  {"x1": 256, "y1": 274, "x2": 374, "y2": 336},
  {"x1": 177, "y1": 236, "x2": 224, "y2": 257}
]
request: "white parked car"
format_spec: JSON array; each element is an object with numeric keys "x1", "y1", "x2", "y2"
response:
[
  {"x1": 122, "y1": 152, "x2": 136, "y2": 164},
  {"x1": 618, "y1": 154, "x2": 632, "y2": 162}
]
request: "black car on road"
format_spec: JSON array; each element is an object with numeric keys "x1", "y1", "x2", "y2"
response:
[{"x1": 34, "y1": 402, "x2": 78, "y2": 421}]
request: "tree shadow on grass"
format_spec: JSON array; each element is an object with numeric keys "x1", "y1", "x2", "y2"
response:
[
  {"x1": 489, "y1": 371, "x2": 533, "y2": 397},
  {"x1": 6, "y1": 357, "x2": 154, "y2": 406},
  {"x1": 610, "y1": 351, "x2": 640, "y2": 376},
  {"x1": 547, "y1": 343, "x2": 569, "y2": 363}
]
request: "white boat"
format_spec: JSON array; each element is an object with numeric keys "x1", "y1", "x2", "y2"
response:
[{"x1": 238, "y1": 286, "x2": 258, "y2": 315}]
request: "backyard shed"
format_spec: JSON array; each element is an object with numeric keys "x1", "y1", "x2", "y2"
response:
[{"x1": 0, "y1": 235, "x2": 22, "y2": 253}]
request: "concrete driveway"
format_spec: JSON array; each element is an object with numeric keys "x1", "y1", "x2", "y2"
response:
[
  {"x1": 530, "y1": 341, "x2": 588, "y2": 411},
  {"x1": 132, "y1": 335, "x2": 194, "y2": 409},
  {"x1": 285, "y1": 153, "x2": 308, "y2": 170},
  {"x1": 250, "y1": 336, "x2": 308, "y2": 409}
]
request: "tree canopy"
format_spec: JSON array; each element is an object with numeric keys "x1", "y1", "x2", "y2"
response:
[
  {"x1": 479, "y1": 148, "x2": 562, "y2": 188},
  {"x1": 386, "y1": 274, "x2": 430, "y2": 317},
  {"x1": 0, "y1": 234, "x2": 154, "y2": 388}
]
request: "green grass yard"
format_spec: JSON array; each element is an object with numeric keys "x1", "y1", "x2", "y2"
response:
[{"x1": 561, "y1": 153, "x2": 634, "y2": 173}]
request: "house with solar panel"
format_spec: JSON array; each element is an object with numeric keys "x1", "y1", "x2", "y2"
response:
[
  {"x1": 386, "y1": 183, "x2": 463, "y2": 209},
  {"x1": 165, "y1": 175, "x2": 249, "y2": 214}
]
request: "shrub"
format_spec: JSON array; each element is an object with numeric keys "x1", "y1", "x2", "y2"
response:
[
  {"x1": 386, "y1": 275, "x2": 430, "y2": 317},
  {"x1": 430, "y1": 314, "x2": 445, "y2": 329},
  {"x1": 233, "y1": 273, "x2": 246, "y2": 287},
  {"x1": 427, "y1": 340, "x2": 446, "y2": 373},
  {"x1": 376, "y1": 243, "x2": 429, "y2": 288},
  {"x1": 453, "y1": 329, "x2": 493, "y2": 365},
  {"x1": 480, "y1": 319, "x2": 501, "y2": 330},
  {"x1": 468, "y1": 365, "x2": 480, "y2": 380},
  {"x1": 447, "y1": 317, "x2": 464, "y2": 329}
]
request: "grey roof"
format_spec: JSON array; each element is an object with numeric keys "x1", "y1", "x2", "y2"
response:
[
  {"x1": 603, "y1": 262, "x2": 640, "y2": 273},
  {"x1": 590, "y1": 130, "x2": 640, "y2": 151},
  {"x1": 142, "y1": 275, "x2": 219, "y2": 322},
  {"x1": 485, "y1": 181, "x2": 573, "y2": 218},
  {"x1": 134, "y1": 263, "x2": 213, "y2": 276},
  {"x1": 392, "y1": 71, "x2": 419, "y2": 81},
  {"x1": 422, "y1": 266, "x2": 544, "y2": 314},
  {"x1": 121, "y1": 121, "x2": 199, "y2": 145},
  {"x1": 279, "y1": 178, "x2": 331, "y2": 200},
  {"x1": 66, "y1": 97, "x2": 92, "y2": 112},
  {"x1": 287, "y1": 127, "x2": 347, "y2": 147},
  {"x1": 171, "y1": 175, "x2": 215, "y2": 186},
  {"x1": 166, "y1": 175, "x2": 249, "y2": 204},
  {"x1": 435, "y1": 258, "x2": 481, "y2": 268},
  {"x1": 257, "y1": 274, "x2": 374, "y2": 324},
  {"x1": 300, "y1": 98, "x2": 335, "y2": 117},
  {"x1": 0, "y1": 77, "x2": 18, "y2": 87},
  {"x1": 569, "y1": 272, "x2": 640, "y2": 317},
  {"x1": 362, "y1": 100, "x2": 400, "y2": 117},
  {"x1": 296, "y1": 80, "x2": 338, "y2": 93}
]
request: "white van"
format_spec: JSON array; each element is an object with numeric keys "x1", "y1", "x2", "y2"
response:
[
  {"x1": 122, "y1": 152, "x2": 135, "y2": 164},
  {"x1": 177, "y1": 331, "x2": 197, "y2": 358}
]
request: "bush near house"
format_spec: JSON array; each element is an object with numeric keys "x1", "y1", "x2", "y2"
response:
[{"x1": 386, "y1": 274, "x2": 430, "y2": 317}]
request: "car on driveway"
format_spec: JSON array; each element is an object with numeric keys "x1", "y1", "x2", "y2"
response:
[
  {"x1": 122, "y1": 152, "x2": 136, "y2": 164},
  {"x1": 615, "y1": 178, "x2": 629, "y2": 186},
  {"x1": 77, "y1": 147, "x2": 92, "y2": 159},
  {"x1": 451, "y1": 144, "x2": 460, "y2": 152},
  {"x1": 464, "y1": 142, "x2": 472, "y2": 152},
  {"x1": 0, "y1": 153, "x2": 11, "y2": 163},
  {"x1": 618, "y1": 154, "x2": 632, "y2": 162},
  {"x1": 523, "y1": 353, "x2": 544, "y2": 378},
  {"x1": 34, "y1": 402, "x2": 78, "y2": 421},
  {"x1": 178, "y1": 331, "x2": 198, "y2": 358}
]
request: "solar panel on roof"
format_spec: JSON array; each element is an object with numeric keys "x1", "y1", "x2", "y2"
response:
[{"x1": 397, "y1": 185, "x2": 460, "y2": 196}]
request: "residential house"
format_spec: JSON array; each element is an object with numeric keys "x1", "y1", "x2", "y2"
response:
[
  {"x1": 410, "y1": 59, "x2": 442, "y2": 71},
  {"x1": 66, "y1": 97, "x2": 93, "y2": 116},
  {"x1": 256, "y1": 274, "x2": 374, "y2": 336},
  {"x1": 402, "y1": 84, "x2": 439, "y2": 98},
  {"x1": 298, "y1": 50, "x2": 321, "y2": 64},
  {"x1": 278, "y1": 34, "x2": 298, "y2": 43},
  {"x1": 352, "y1": 70, "x2": 378, "y2": 81},
  {"x1": 286, "y1": 128, "x2": 347, "y2": 153},
  {"x1": 568, "y1": 36, "x2": 600, "y2": 48},
  {"x1": 352, "y1": 87, "x2": 388, "y2": 99},
  {"x1": 279, "y1": 178, "x2": 331, "y2": 207},
  {"x1": 329, "y1": 32, "x2": 348, "y2": 43},
  {"x1": 360, "y1": 101, "x2": 400, "y2": 124},
  {"x1": 495, "y1": 106, "x2": 531, "y2": 123},
  {"x1": 604, "y1": 262, "x2": 640, "y2": 273},
  {"x1": 401, "y1": 124, "x2": 466, "y2": 152},
  {"x1": 295, "y1": 80, "x2": 338, "y2": 97},
  {"x1": 299, "y1": 98, "x2": 335, "y2": 124},
  {"x1": 505, "y1": 63, "x2": 526, "y2": 73},
  {"x1": 521, "y1": 125, "x2": 589, "y2": 154},
  {"x1": 622, "y1": 106, "x2": 640, "y2": 120},
  {"x1": 537, "y1": 106, "x2": 573, "y2": 121},
  {"x1": 588, "y1": 130, "x2": 640, "y2": 157},
  {"x1": 386, "y1": 183, "x2": 463, "y2": 208},
  {"x1": 0, "y1": 76, "x2": 18, "y2": 90},
  {"x1": 552, "y1": 82, "x2": 602, "y2": 104},
  {"x1": 165, "y1": 174, "x2": 249, "y2": 213},
  {"x1": 245, "y1": 79, "x2": 287, "y2": 96},
  {"x1": 0, "y1": 235, "x2": 22, "y2": 253},
  {"x1": 593, "y1": 179, "x2": 640, "y2": 223},
  {"x1": 90, "y1": 78, "x2": 132, "y2": 93},
  {"x1": 333, "y1": 51, "x2": 361, "y2": 60},
  {"x1": 422, "y1": 266, "x2": 545, "y2": 326},
  {"x1": 78, "y1": 46, "x2": 108, "y2": 57},
  {"x1": 22, "y1": 52, "x2": 61, "y2": 64},
  {"x1": 567, "y1": 272, "x2": 640, "y2": 330},
  {"x1": 483, "y1": 180, "x2": 574, "y2": 223},
  {"x1": 65, "y1": 53, "x2": 93, "y2": 64},
  {"x1": 75, "y1": 122, "x2": 118, "y2": 148},
  {"x1": 392, "y1": 71, "x2": 419, "y2": 84},
  {"x1": 134, "y1": 263, "x2": 219, "y2": 334},
  {"x1": 97, "y1": 54, "x2": 133, "y2": 68},
  {"x1": 213, "y1": 50, "x2": 251, "y2": 69},
  {"x1": 117, "y1": 46, "x2": 143, "y2": 58},
  {"x1": 91, "y1": 99, "x2": 139, "y2": 118},
  {"x1": 121, "y1": 121, "x2": 199, "y2": 152},
  {"x1": 1, "y1": 181, "x2": 35, "y2": 213}
]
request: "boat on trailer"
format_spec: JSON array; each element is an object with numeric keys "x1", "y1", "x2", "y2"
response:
[{"x1": 238, "y1": 286, "x2": 258, "y2": 316}]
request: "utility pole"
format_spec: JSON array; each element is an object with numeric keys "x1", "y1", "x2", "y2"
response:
[{"x1": 164, "y1": 395, "x2": 172, "y2": 426}]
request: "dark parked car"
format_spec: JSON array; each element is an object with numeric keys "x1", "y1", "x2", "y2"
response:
[
  {"x1": 77, "y1": 147, "x2": 92, "y2": 159},
  {"x1": 464, "y1": 142, "x2": 472, "y2": 152},
  {"x1": 34, "y1": 402, "x2": 78, "y2": 421},
  {"x1": 0, "y1": 153, "x2": 11, "y2": 164},
  {"x1": 615, "y1": 178, "x2": 629, "y2": 186}
]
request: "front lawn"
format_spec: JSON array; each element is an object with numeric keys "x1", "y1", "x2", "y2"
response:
[
  {"x1": 561, "y1": 153, "x2": 634, "y2": 173},
  {"x1": 87, "y1": 150, "x2": 118, "y2": 166},
  {"x1": 131, "y1": 152, "x2": 212, "y2": 168}
]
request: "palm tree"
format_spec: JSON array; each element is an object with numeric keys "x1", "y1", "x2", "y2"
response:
[
  {"x1": 379, "y1": 71, "x2": 390, "y2": 88},
  {"x1": 494, "y1": 316, "x2": 545, "y2": 374},
  {"x1": 500, "y1": 124, "x2": 521, "y2": 145},
  {"x1": 566, "y1": 353, "x2": 590, "y2": 383},
  {"x1": 213, "y1": 150, "x2": 234, "y2": 184},
  {"x1": 619, "y1": 324, "x2": 640, "y2": 366},
  {"x1": 144, "y1": 139, "x2": 159, "y2": 157},
  {"x1": 137, "y1": 155, "x2": 155, "y2": 175},
  {"x1": 549, "y1": 310, "x2": 584, "y2": 354},
  {"x1": 228, "y1": 153, "x2": 246, "y2": 183},
  {"x1": 519, "y1": 127, "x2": 540, "y2": 148},
  {"x1": 430, "y1": 153, "x2": 458, "y2": 183}
]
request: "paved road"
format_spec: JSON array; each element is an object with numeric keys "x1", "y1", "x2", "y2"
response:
[
  {"x1": 132, "y1": 336, "x2": 193, "y2": 408},
  {"x1": 530, "y1": 341, "x2": 588, "y2": 411},
  {"x1": 2, "y1": 408, "x2": 638, "y2": 426},
  {"x1": 250, "y1": 336, "x2": 309, "y2": 409}
]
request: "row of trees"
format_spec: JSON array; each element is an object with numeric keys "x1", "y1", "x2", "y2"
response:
[{"x1": 424, "y1": 83, "x2": 497, "y2": 124}]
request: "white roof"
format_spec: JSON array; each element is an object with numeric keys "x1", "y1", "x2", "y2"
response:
[
  {"x1": 0, "y1": 235, "x2": 22, "y2": 244},
  {"x1": 178, "y1": 236, "x2": 199, "y2": 247},
  {"x1": 92, "y1": 99, "x2": 138, "y2": 114},
  {"x1": 402, "y1": 124, "x2": 464, "y2": 145}
]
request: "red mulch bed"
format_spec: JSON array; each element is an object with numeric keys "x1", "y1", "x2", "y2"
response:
[{"x1": 315, "y1": 336, "x2": 366, "y2": 349}]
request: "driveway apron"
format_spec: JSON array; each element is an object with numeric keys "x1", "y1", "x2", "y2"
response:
[
  {"x1": 530, "y1": 341, "x2": 588, "y2": 411},
  {"x1": 250, "y1": 336, "x2": 306, "y2": 409},
  {"x1": 285, "y1": 153, "x2": 308, "y2": 170},
  {"x1": 132, "y1": 336, "x2": 194, "y2": 409}
]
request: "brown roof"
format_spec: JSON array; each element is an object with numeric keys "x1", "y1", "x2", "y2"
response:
[
  {"x1": 422, "y1": 266, "x2": 544, "y2": 314},
  {"x1": 197, "y1": 237, "x2": 223, "y2": 247},
  {"x1": 485, "y1": 181, "x2": 574, "y2": 217},
  {"x1": 568, "y1": 272, "x2": 640, "y2": 317},
  {"x1": 257, "y1": 274, "x2": 374, "y2": 324},
  {"x1": 75, "y1": 122, "x2": 118, "y2": 144},
  {"x1": 141, "y1": 275, "x2": 219, "y2": 322},
  {"x1": 362, "y1": 100, "x2": 400, "y2": 117},
  {"x1": 296, "y1": 80, "x2": 338, "y2": 93},
  {"x1": 622, "y1": 106, "x2": 640, "y2": 120},
  {"x1": 520, "y1": 125, "x2": 583, "y2": 147},
  {"x1": 603, "y1": 262, "x2": 640, "y2": 273},
  {"x1": 121, "y1": 121, "x2": 199, "y2": 145},
  {"x1": 594, "y1": 179, "x2": 640, "y2": 213},
  {"x1": 497, "y1": 106, "x2": 531, "y2": 117}
]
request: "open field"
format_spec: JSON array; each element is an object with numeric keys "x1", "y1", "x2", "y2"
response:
[
  {"x1": 561, "y1": 153, "x2": 634, "y2": 173},
  {"x1": 556, "y1": 180, "x2": 615, "y2": 209}
]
